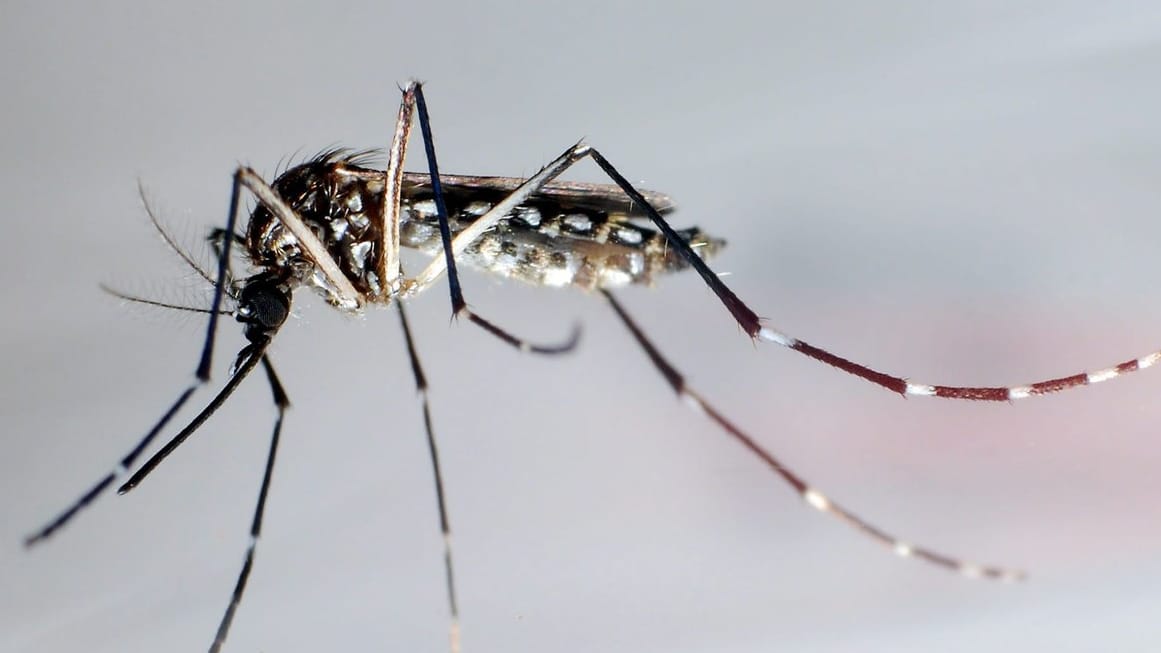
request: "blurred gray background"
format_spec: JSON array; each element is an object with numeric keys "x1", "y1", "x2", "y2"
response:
[{"x1": 3, "y1": 2, "x2": 1161, "y2": 652}]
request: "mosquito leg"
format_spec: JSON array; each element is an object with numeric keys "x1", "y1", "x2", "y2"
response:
[
  {"x1": 581, "y1": 149, "x2": 1160, "y2": 401},
  {"x1": 24, "y1": 171, "x2": 257, "y2": 546},
  {"x1": 602, "y1": 289, "x2": 1024, "y2": 581},
  {"x1": 406, "y1": 83, "x2": 580, "y2": 355},
  {"x1": 23, "y1": 385, "x2": 198, "y2": 546},
  {"x1": 236, "y1": 167, "x2": 363, "y2": 311},
  {"x1": 377, "y1": 81, "x2": 417, "y2": 298},
  {"x1": 210, "y1": 355, "x2": 289, "y2": 653},
  {"x1": 118, "y1": 160, "x2": 357, "y2": 491},
  {"x1": 409, "y1": 143, "x2": 592, "y2": 294},
  {"x1": 395, "y1": 301, "x2": 461, "y2": 653},
  {"x1": 198, "y1": 169, "x2": 249, "y2": 378},
  {"x1": 118, "y1": 340, "x2": 271, "y2": 493}
]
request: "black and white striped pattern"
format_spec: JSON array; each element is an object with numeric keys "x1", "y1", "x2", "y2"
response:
[
  {"x1": 605, "y1": 291, "x2": 1025, "y2": 583},
  {"x1": 29, "y1": 80, "x2": 1149, "y2": 653},
  {"x1": 758, "y1": 325, "x2": 1160, "y2": 401}
]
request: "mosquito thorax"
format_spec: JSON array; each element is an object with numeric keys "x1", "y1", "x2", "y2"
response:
[
  {"x1": 32, "y1": 82, "x2": 1063, "y2": 653},
  {"x1": 245, "y1": 151, "x2": 385, "y2": 310}
]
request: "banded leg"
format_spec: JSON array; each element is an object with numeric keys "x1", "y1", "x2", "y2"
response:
[
  {"x1": 396, "y1": 301, "x2": 461, "y2": 653},
  {"x1": 603, "y1": 289, "x2": 1024, "y2": 581},
  {"x1": 210, "y1": 356, "x2": 290, "y2": 653},
  {"x1": 587, "y1": 149, "x2": 1161, "y2": 401},
  {"x1": 117, "y1": 168, "x2": 306, "y2": 492},
  {"x1": 23, "y1": 384, "x2": 199, "y2": 546},
  {"x1": 24, "y1": 171, "x2": 256, "y2": 545},
  {"x1": 401, "y1": 82, "x2": 580, "y2": 355},
  {"x1": 413, "y1": 134, "x2": 1159, "y2": 401}
]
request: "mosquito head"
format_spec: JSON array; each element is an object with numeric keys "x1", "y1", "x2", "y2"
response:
[{"x1": 236, "y1": 275, "x2": 291, "y2": 343}]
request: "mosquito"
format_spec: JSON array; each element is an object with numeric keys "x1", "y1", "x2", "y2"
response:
[{"x1": 24, "y1": 81, "x2": 1158, "y2": 652}]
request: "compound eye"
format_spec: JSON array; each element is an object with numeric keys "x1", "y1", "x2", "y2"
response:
[{"x1": 238, "y1": 281, "x2": 290, "y2": 333}]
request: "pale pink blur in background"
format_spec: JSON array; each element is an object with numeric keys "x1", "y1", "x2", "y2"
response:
[{"x1": 3, "y1": 3, "x2": 1160, "y2": 652}]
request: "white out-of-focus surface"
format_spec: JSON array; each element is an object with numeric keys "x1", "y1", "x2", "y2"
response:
[{"x1": 3, "y1": 3, "x2": 1160, "y2": 652}]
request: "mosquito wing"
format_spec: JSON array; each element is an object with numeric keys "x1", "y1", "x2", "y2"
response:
[
  {"x1": 397, "y1": 172, "x2": 721, "y2": 290},
  {"x1": 401, "y1": 172, "x2": 677, "y2": 219}
]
